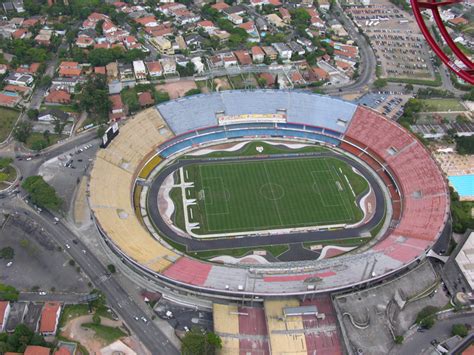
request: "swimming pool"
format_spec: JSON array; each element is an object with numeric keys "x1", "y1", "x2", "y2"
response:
[{"x1": 448, "y1": 175, "x2": 474, "y2": 197}]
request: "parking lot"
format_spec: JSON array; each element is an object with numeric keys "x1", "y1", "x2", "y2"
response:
[
  {"x1": 346, "y1": 0, "x2": 436, "y2": 80},
  {"x1": 0, "y1": 212, "x2": 90, "y2": 293},
  {"x1": 38, "y1": 142, "x2": 99, "y2": 210},
  {"x1": 356, "y1": 91, "x2": 412, "y2": 120}
]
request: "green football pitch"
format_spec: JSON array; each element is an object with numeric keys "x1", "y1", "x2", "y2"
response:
[{"x1": 182, "y1": 156, "x2": 369, "y2": 235}]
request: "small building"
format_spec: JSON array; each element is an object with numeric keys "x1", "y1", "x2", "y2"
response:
[
  {"x1": 273, "y1": 42, "x2": 293, "y2": 60},
  {"x1": 0, "y1": 301, "x2": 10, "y2": 332},
  {"x1": 152, "y1": 36, "x2": 174, "y2": 55},
  {"x1": 106, "y1": 62, "x2": 119, "y2": 80},
  {"x1": 25, "y1": 346, "x2": 51, "y2": 355},
  {"x1": 39, "y1": 302, "x2": 61, "y2": 335},
  {"x1": 76, "y1": 34, "x2": 94, "y2": 48},
  {"x1": 38, "y1": 109, "x2": 69, "y2": 122},
  {"x1": 109, "y1": 94, "x2": 125, "y2": 120},
  {"x1": 0, "y1": 92, "x2": 21, "y2": 107},
  {"x1": 146, "y1": 61, "x2": 163, "y2": 77},
  {"x1": 266, "y1": 14, "x2": 285, "y2": 28},
  {"x1": 234, "y1": 50, "x2": 252, "y2": 66},
  {"x1": 160, "y1": 57, "x2": 176, "y2": 75},
  {"x1": 262, "y1": 46, "x2": 278, "y2": 61},
  {"x1": 132, "y1": 60, "x2": 147, "y2": 80},
  {"x1": 45, "y1": 90, "x2": 71, "y2": 104},
  {"x1": 251, "y1": 46, "x2": 265, "y2": 63},
  {"x1": 138, "y1": 91, "x2": 154, "y2": 107},
  {"x1": 58, "y1": 62, "x2": 81, "y2": 78},
  {"x1": 5, "y1": 72, "x2": 34, "y2": 86}
]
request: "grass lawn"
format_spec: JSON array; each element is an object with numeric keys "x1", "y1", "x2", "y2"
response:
[
  {"x1": 183, "y1": 141, "x2": 327, "y2": 159},
  {"x1": 228, "y1": 75, "x2": 244, "y2": 89},
  {"x1": 82, "y1": 323, "x2": 126, "y2": 344},
  {"x1": 26, "y1": 132, "x2": 66, "y2": 150},
  {"x1": 419, "y1": 99, "x2": 465, "y2": 112},
  {"x1": 0, "y1": 107, "x2": 20, "y2": 142},
  {"x1": 192, "y1": 244, "x2": 289, "y2": 260},
  {"x1": 41, "y1": 104, "x2": 78, "y2": 113},
  {"x1": 182, "y1": 156, "x2": 368, "y2": 234},
  {"x1": 0, "y1": 165, "x2": 17, "y2": 183},
  {"x1": 59, "y1": 304, "x2": 91, "y2": 328}
]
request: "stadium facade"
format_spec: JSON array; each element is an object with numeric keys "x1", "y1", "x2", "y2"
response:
[{"x1": 89, "y1": 90, "x2": 451, "y2": 300}]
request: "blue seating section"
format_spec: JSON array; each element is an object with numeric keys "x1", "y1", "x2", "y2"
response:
[
  {"x1": 158, "y1": 125, "x2": 342, "y2": 158},
  {"x1": 156, "y1": 90, "x2": 357, "y2": 135}
]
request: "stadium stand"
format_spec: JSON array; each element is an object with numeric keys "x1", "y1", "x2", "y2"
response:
[
  {"x1": 91, "y1": 92, "x2": 449, "y2": 298},
  {"x1": 89, "y1": 108, "x2": 178, "y2": 273},
  {"x1": 156, "y1": 90, "x2": 356, "y2": 135}
]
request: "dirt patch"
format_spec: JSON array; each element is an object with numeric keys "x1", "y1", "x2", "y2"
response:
[
  {"x1": 214, "y1": 77, "x2": 231, "y2": 91},
  {"x1": 155, "y1": 80, "x2": 198, "y2": 99},
  {"x1": 61, "y1": 315, "x2": 125, "y2": 354}
]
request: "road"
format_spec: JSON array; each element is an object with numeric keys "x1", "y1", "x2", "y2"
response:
[
  {"x1": 392, "y1": 312, "x2": 474, "y2": 355},
  {"x1": 3, "y1": 200, "x2": 179, "y2": 355}
]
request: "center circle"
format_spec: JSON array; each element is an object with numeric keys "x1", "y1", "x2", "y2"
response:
[{"x1": 259, "y1": 183, "x2": 285, "y2": 201}]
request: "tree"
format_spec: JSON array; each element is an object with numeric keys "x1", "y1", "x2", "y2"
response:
[
  {"x1": 404, "y1": 84, "x2": 414, "y2": 92},
  {"x1": 107, "y1": 264, "x2": 116, "y2": 273},
  {"x1": 184, "y1": 88, "x2": 201, "y2": 96},
  {"x1": 154, "y1": 90, "x2": 170, "y2": 104},
  {"x1": 27, "y1": 109, "x2": 39, "y2": 120},
  {"x1": 455, "y1": 136, "x2": 474, "y2": 155},
  {"x1": 69, "y1": 259, "x2": 75, "y2": 266},
  {"x1": 181, "y1": 327, "x2": 222, "y2": 355},
  {"x1": 92, "y1": 313, "x2": 101, "y2": 324},
  {"x1": 452, "y1": 324, "x2": 468, "y2": 337},
  {"x1": 13, "y1": 121, "x2": 32, "y2": 143},
  {"x1": 0, "y1": 158, "x2": 12, "y2": 170},
  {"x1": 121, "y1": 88, "x2": 140, "y2": 114},
  {"x1": 0, "y1": 247, "x2": 14, "y2": 260},
  {"x1": 0, "y1": 283, "x2": 19, "y2": 301},
  {"x1": 95, "y1": 19, "x2": 105, "y2": 36},
  {"x1": 22, "y1": 175, "x2": 63, "y2": 211},
  {"x1": 78, "y1": 76, "x2": 111, "y2": 122},
  {"x1": 416, "y1": 306, "x2": 439, "y2": 324},
  {"x1": 420, "y1": 316, "x2": 435, "y2": 329},
  {"x1": 373, "y1": 78, "x2": 387, "y2": 89},
  {"x1": 53, "y1": 119, "x2": 66, "y2": 135},
  {"x1": 394, "y1": 335, "x2": 404, "y2": 344},
  {"x1": 31, "y1": 139, "x2": 48, "y2": 151}
]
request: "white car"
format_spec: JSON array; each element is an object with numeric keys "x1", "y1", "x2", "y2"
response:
[
  {"x1": 39, "y1": 291, "x2": 46, "y2": 295},
  {"x1": 65, "y1": 244, "x2": 71, "y2": 249},
  {"x1": 6, "y1": 261, "x2": 13, "y2": 267}
]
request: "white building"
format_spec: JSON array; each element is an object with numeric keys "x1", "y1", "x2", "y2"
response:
[
  {"x1": 132, "y1": 60, "x2": 147, "y2": 80},
  {"x1": 273, "y1": 43, "x2": 293, "y2": 61}
]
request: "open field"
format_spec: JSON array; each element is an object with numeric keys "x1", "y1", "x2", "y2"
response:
[
  {"x1": 181, "y1": 156, "x2": 368, "y2": 234},
  {"x1": 419, "y1": 99, "x2": 465, "y2": 112},
  {"x1": 0, "y1": 107, "x2": 20, "y2": 142}
]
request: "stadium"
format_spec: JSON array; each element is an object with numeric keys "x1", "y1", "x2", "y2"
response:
[{"x1": 89, "y1": 90, "x2": 451, "y2": 299}]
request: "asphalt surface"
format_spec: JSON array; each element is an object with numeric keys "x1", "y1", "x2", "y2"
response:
[
  {"x1": 2, "y1": 200, "x2": 179, "y2": 355},
  {"x1": 146, "y1": 151, "x2": 386, "y2": 256},
  {"x1": 392, "y1": 312, "x2": 474, "y2": 355}
]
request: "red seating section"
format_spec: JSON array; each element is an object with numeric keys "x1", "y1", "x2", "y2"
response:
[
  {"x1": 162, "y1": 258, "x2": 212, "y2": 286},
  {"x1": 344, "y1": 107, "x2": 448, "y2": 261}
]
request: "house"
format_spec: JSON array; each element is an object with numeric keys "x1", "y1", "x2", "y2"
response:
[
  {"x1": 0, "y1": 92, "x2": 21, "y2": 107},
  {"x1": 94, "y1": 66, "x2": 106, "y2": 75},
  {"x1": 288, "y1": 41, "x2": 305, "y2": 56},
  {"x1": 109, "y1": 94, "x2": 125, "y2": 120},
  {"x1": 238, "y1": 21, "x2": 256, "y2": 35},
  {"x1": 45, "y1": 90, "x2": 71, "y2": 104},
  {"x1": 12, "y1": 28, "x2": 28, "y2": 39},
  {"x1": 258, "y1": 72, "x2": 275, "y2": 87},
  {"x1": 132, "y1": 60, "x2": 147, "y2": 80},
  {"x1": 0, "y1": 64, "x2": 8, "y2": 75},
  {"x1": 12, "y1": 0, "x2": 24, "y2": 12},
  {"x1": 106, "y1": 62, "x2": 119, "y2": 80},
  {"x1": 262, "y1": 46, "x2": 278, "y2": 60},
  {"x1": 146, "y1": 61, "x2": 163, "y2": 77},
  {"x1": 118, "y1": 63, "x2": 134, "y2": 82},
  {"x1": 4, "y1": 84, "x2": 30, "y2": 96},
  {"x1": 266, "y1": 14, "x2": 285, "y2": 28},
  {"x1": 197, "y1": 20, "x2": 216, "y2": 34},
  {"x1": 234, "y1": 50, "x2": 252, "y2": 65},
  {"x1": 223, "y1": 5, "x2": 246, "y2": 16},
  {"x1": 211, "y1": 2, "x2": 229, "y2": 12},
  {"x1": 134, "y1": 16, "x2": 158, "y2": 28},
  {"x1": 58, "y1": 62, "x2": 81, "y2": 77},
  {"x1": 38, "y1": 109, "x2": 69, "y2": 122},
  {"x1": 5, "y1": 72, "x2": 34, "y2": 86},
  {"x1": 448, "y1": 17, "x2": 468, "y2": 27},
  {"x1": 51, "y1": 77, "x2": 84, "y2": 93},
  {"x1": 311, "y1": 66, "x2": 329, "y2": 81},
  {"x1": 138, "y1": 91, "x2": 154, "y2": 107},
  {"x1": 39, "y1": 302, "x2": 61, "y2": 335},
  {"x1": 34, "y1": 29, "x2": 52, "y2": 46},
  {"x1": 174, "y1": 9, "x2": 200, "y2": 25},
  {"x1": 0, "y1": 301, "x2": 10, "y2": 332},
  {"x1": 24, "y1": 346, "x2": 51, "y2": 355},
  {"x1": 279, "y1": 8, "x2": 291, "y2": 22},
  {"x1": 273, "y1": 42, "x2": 292, "y2": 60},
  {"x1": 160, "y1": 57, "x2": 176, "y2": 75},
  {"x1": 212, "y1": 30, "x2": 230, "y2": 44},
  {"x1": 227, "y1": 13, "x2": 243, "y2": 25},
  {"x1": 318, "y1": 0, "x2": 330, "y2": 11},
  {"x1": 251, "y1": 46, "x2": 265, "y2": 63},
  {"x1": 76, "y1": 34, "x2": 94, "y2": 48},
  {"x1": 123, "y1": 35, "x2": 138, "y2": 49},
  {"x1": 151, "y1": 36, "x2": 174, "y2": 55},
  {"x1": 184, "y1": 33, "x2": 205, "y2": 49}
]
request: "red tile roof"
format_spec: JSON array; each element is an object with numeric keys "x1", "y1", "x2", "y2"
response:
[
  {"x1": 238, "y1": 21, "x2": 255, "y2": 31},
  {"x1": 0, "y1": 93, "x2": 20, "y2": 106},
  {"x1": 138, "y1": 91, "x2": 154, "y2": 106},
  {"x1": 94, "y1": 66, "x2": 106, "y2": 75},
  {"x1": 39, "y1": 302, "x2": 61, "y2": 334},
  {"x1": 251, "y1": 46, "x2": 264, "y2": 56},
  {"x1": 234, "y1": 50, "x2": 252, "y2": 65},
  {"x1": 109, "y1": 94, "x2": 124, "y2": 111},
  {"x1": 53, "y1": 347, "x2": 70, "y2": 355},
  {"x1": 4, "y1": 84, "x2": 29, "y2": 93},
  {"x1": 24, "y1": 346, "x2": 50, "y2": 355},
  {"x1": 45, "y1": 90, "x2": 71, "y2": 103},
  {"x1": 145, "y1": 61, "x2": 163, "y2": 73},
  {"x1": 12, "y1": 29, "x2": 28, "y2": 39},
  {"x1": 0, "y1": 301, "x2": 8, "y2": 325},
  {"x1": 212, "y1": 2, "x2": 230, "y2": 11}
]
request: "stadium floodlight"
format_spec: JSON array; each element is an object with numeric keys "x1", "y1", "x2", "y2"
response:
[{"x1": 410, "y1": 0, "x2": 474, "y2": 85}]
